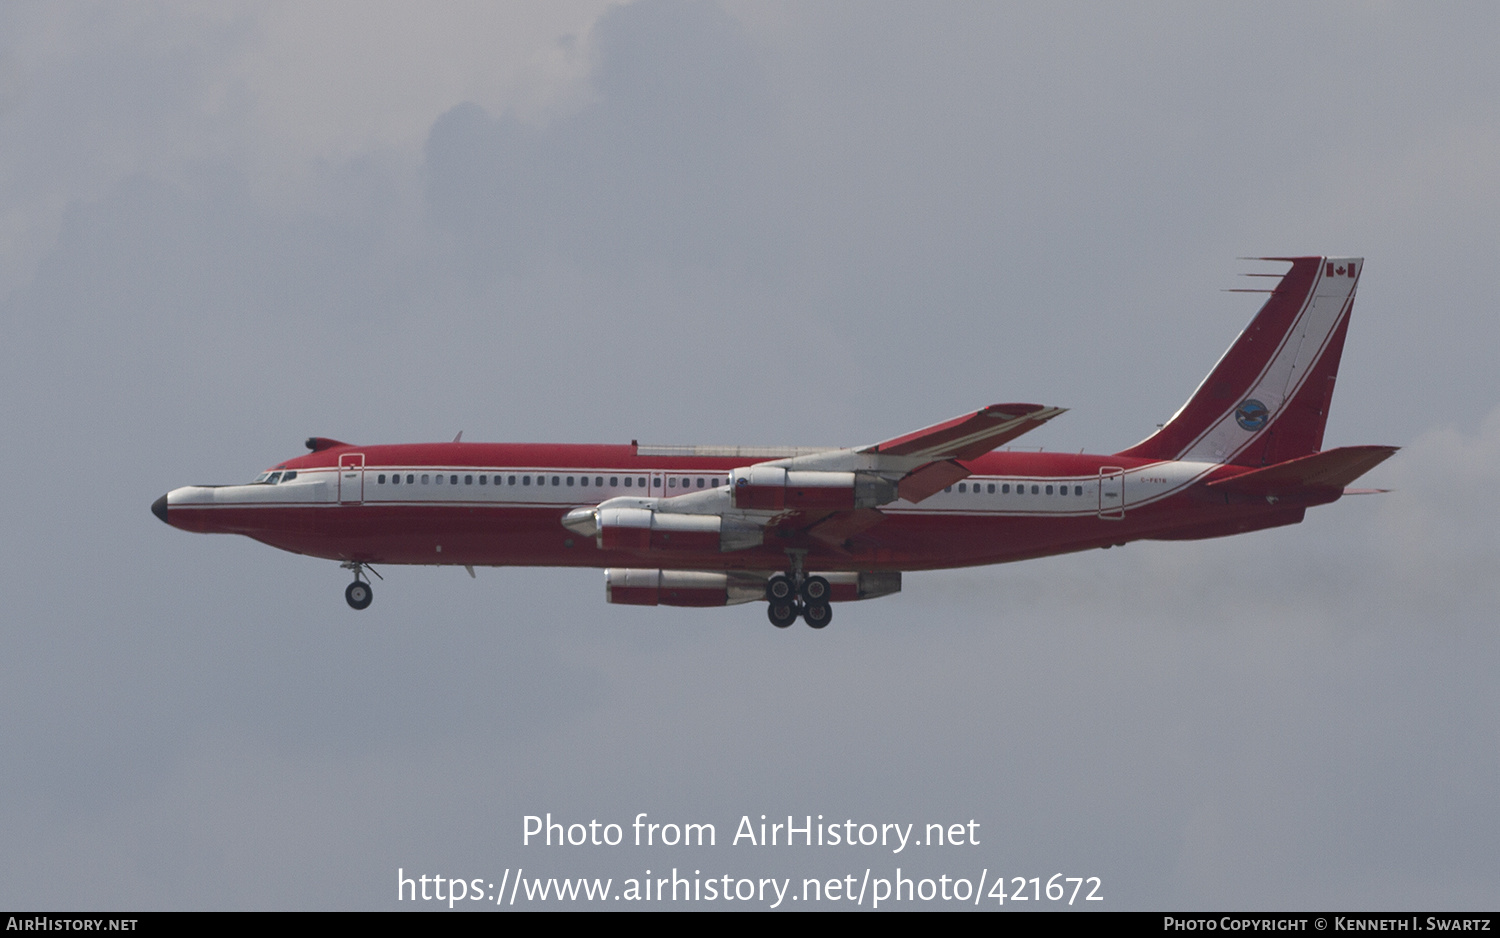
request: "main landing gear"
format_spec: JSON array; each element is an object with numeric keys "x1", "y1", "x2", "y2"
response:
[
  {"x1": 340, "y1": 561, "x2": 381, "y2": 610},
  {"x1": 765, "y1": 551, "x2": 833, "y2": 629}
]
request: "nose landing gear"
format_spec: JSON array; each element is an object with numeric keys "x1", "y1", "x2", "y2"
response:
[{"x1": 340, "y1": 561, "x2": 382, "y2": 610}]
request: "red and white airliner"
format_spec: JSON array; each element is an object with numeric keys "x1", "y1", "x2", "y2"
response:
[{"x1": 154, "y1": 256, "x2": 1394, "y2": 628}]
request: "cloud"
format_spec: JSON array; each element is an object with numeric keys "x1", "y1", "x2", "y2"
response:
[
  {"x1": 424, "y1": 0, "x2": 776, "y2": 274},
  {"x1": 2, "y1": 0, "x2": 1499, "y2": 911}
]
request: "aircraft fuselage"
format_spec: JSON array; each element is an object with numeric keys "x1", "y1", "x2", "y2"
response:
[{"x1": 158, "y1": 443, "x2": 1324, "y2": 571}]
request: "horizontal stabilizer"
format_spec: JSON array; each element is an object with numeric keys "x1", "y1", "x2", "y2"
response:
[{"x1": 1206, "y1": 445, "x2": 1398, "y2": 496}]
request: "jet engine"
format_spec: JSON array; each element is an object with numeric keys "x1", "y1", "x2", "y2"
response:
[
  {"x1": 566, "y1": 506, "x2": 766, "y2": 552},
  {"x1": 603, "y1": 569, "x2": 902, "y2": 607},
  {"x1": 727, "y1": 467, "x2": 898, "y2": 511},
  {"x1": 605, "y1": 569, "x2": 766, "y2": 607}
]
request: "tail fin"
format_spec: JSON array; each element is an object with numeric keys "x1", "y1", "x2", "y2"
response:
[{"x1": 1118, "y1": 256, "x2": 1361, "y2": 467}]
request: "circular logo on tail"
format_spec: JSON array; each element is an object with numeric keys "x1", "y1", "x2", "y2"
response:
[{"x1": 1235, "y1": 398, "x2": 1270, "y2": 431}]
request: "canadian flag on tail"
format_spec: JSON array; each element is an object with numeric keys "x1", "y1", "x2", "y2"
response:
[{"x1": 1326, "y1": 261, "x2": 1357, "y2": 277}]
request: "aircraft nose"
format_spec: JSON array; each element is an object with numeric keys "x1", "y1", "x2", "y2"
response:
[{"x1": 152, "y1": 494, "x2": 169, "y2": 525}]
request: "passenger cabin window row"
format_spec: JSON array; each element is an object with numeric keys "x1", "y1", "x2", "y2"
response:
[
  {"x1": 366, "y1": 472, "x2": 726, "y2": 490},
  {"x1": 667, "y1": 476, "x2": 716, "y2": 488},
  {"x1": 945, "y1": 482, "x2": 1088, "y2": 496}
]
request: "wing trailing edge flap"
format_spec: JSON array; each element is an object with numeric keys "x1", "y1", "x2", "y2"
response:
[
  {"x1": 897, "y1": 459, "x2": 971, "y2": 502},
  {"x1": 1205, "y1": 445, "x2": 1399, "y2": 496},
  {"x1": 805, "y1": 508, "x2": 888, "y2": 549}
]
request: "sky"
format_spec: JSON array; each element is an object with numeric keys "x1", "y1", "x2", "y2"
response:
[{"x1": 2, "y1": 0, "x2": 1498, "y2": 911}]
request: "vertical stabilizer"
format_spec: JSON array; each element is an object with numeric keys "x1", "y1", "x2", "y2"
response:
[{"x1": 1118, "y1": 256, "x2": 1361, "y2": 466}]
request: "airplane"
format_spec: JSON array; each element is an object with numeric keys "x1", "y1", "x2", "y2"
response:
[{"x1": 153, "y1": 256, "x2": 1396, "y2": 629}]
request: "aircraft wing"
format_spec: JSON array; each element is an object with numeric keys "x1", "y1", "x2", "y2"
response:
[
  {"x1": 566, "y1": 403, "x2": 1068, "y2": 550},
  {"x1": 844, "y1": 402, "x2": 1066, "y2": 503},
  {"x1": 860, "y1": 403, "x2": 1065, "y2": 461}
]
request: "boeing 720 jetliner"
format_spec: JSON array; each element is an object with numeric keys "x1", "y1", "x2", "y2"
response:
[{"x1": 154, "y1": 257, "x2": 1395, "y2": 628}]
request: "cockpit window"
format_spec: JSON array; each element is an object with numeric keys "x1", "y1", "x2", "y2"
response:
[
  {"x1": 282, "y1": 470, "x2": 296, "y2": 482},
  {"x1": 253, "y1": 473, "x2": 271, "y2": 483},
  {"x1": 266, "y1": 472, "x2": 283, "y2": 484}
]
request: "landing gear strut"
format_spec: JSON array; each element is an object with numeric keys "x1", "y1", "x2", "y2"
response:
[
  {"x1": 765, "y1": 551, "x2": 832, "y2": 629},
  {"x1": 340, "y1": 561, "x2": 381, "y2": 610}
]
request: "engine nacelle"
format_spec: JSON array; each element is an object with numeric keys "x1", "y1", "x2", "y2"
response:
[
  {"x1": 604, "y1": 569, "x2": 901, "y2": 607},
  {"x1": 728, "y1": 467, "x2": 897, "y2": 511},
  {"x1": 605, "y1": 569, "x2": 765, "y2": 607},
  {"x1": 594, "y1": 507, "x2": 764, "y2": 553},
  {"x1": 820, "y1": 570, "x2": 902, "y2": 602}
]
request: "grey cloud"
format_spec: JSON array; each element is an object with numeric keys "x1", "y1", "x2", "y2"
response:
[
  {"x1": 425, "y1": 0, "x2": 775, "y2": 274},
  {"x1": 2, "y1": 0, "x2": 1498, "y2": 912}
]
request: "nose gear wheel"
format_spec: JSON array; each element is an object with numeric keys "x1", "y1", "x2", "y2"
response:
[{"x1": 340, "y1": 561, "x2": 381, "y2": 610}]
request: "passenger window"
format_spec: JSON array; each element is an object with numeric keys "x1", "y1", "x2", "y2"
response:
[
  {"x1": 567, "y1": 476, "x2": 575, "y2": 486},
  {"x1": 611, "y1": 477, "x2": 619, "y2": 487},
  {"x1": 436, "y1": 474, "x2": 444, "y2": 485},
  {"x1": 1031, "y1": 484, "x2": 1039, "y2": 494},
  {"x1": 465, "y1": 475, "x2": 473, "y2": 485},
  {"x1": 711, "y1": 478, "x2": 720, "y2": 487},
  {"x1": 987, "y1": 483, "x2": 995, "y2": 494},
  {"x1": 392, "y1": 474, "x2": 400, "y2": 486},
  {"x1": 696, "y1": 478, "x2": 705, "y2": 488},
  {"x1": 378, "y1": 474, "x2": 386, "y2": 484},
  {"x1": 407, "y1": 474, "x2": 415, "y2": 484},
  {"x1": 523, "y1": 476, "x2": 530, "y2": 486},
  {"x1": 422, "y1": 474, "x2": 430, "y2": 484},
  {"x1": 944, "y1": 486, "x2": 952, "y2": 493},
  {"x1": 596, "y1": 477, "x2": 604, "y2": 487},
  {"x1": 651, "y1": 477, "x2": 659, "y2": 488},
  {"x1": 1074, "y1": 485, "x2": 1083, "y2": 496},
  {"x1": 552, "y1": 476, "x2": 560, "y2": 486},
  {"x1": 1046, "y1": 485, "x2": 1054, "y2": 495},
  {"x1": 624, "y1": 477, "x2": 632, "y2": 487},
  {"x1": 479, "y1": 475, "x2": 487, "y2": 485},
  {"x1": 958, "y1": 483, "x2": 967, "y2": 493},
  {"x1": 507, "y1": 475, "x2": 516, "y2": 485},
  {"x1": 449, "y1": 474, "x2": 457, "y2": 485},
  {"x1": 1002, "y1": 484, "x2": 1010, "y2": 493}
]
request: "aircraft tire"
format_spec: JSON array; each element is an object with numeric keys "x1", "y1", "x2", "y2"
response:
[
  {"x1": 765, "y1": 574, "x2": 795, "y2": 603},
  {"x1": 767, "y1": 601, "x2": 798, "y2": 629},
  {"x1": 800, "y1": 575, "x2": 830, "y2": 604},
  {"x1": 345, "y1": 580, "x2": 373, "y2": 610},
  {"x1": 803, "y1": 601, "x2": 832, "y2": 629}
]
